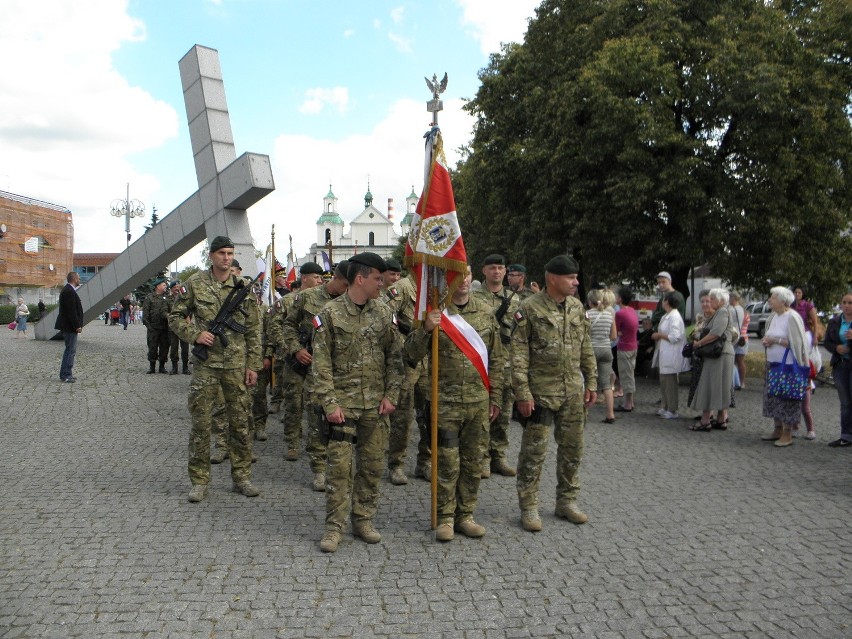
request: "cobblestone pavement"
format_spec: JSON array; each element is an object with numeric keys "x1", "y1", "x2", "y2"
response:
[{"x1": 1, "y1": 322, "x2": 850, "y2": 638}]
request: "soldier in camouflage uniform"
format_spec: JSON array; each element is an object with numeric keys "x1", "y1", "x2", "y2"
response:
[
  {"x1": 512, "y1": 255, "x2": 598, "y2": 532},
  {"x1": 252, "y1": 284, "x2": 274, "y2": 443},
  {"x1": 404, "y1": 269, "x2": 504, "y2": 542},
  {"x1": 143, "y1": 278, "x2": 171, "y2": 374},
  {"x1": 281, "y1": 261, "x2": 349, "y2": 491},
  {"x1": 267, "y1": 262, "x2": 325, "y2": 457},
  {"x1": 472, "y1": 254, "x2": 519, "y2": 477},
  {"x1": 167, "y1": 281, "x2": 191, "y2": 375},
  {"x1": 507, "y1": 264, "x2": 536, "y2": 301},
  {"x1": 381, "y1": 259, "x2": 427, "y2": 486},
  {"x1": 312, "y1": 253, "x2": 403, "y2": 553},
  {"x1": 267, "y1": 271, "x2": 291, "y2": 413},
  {"x1": 168, "y1": 236, "x2": 263, "y2": 503}
]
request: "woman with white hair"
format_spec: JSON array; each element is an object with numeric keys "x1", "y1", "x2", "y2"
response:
[
  {"x1": 14, "y1": 297, "x2": 30, "y2": 338},
  {"x1": 760, "y1": 286, "x2": 810, "y2": 447},
  {"x1": 688, "y1": 288, "x2": 735, "y2": 430}
]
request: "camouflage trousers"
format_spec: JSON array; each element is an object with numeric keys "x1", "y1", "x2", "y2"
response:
[
  {"x1": 485, "y1": 367, "x2": 514, "y2": 463},
  {"x1": 146, "y1": 326, "x2": 170, "y2": 363},
  {"x1": 251, "y1": 366, "x2": 270, "y2": 432},
  {"x1": 281, "y1": 364, "x2": 305, "y2": 449},
  {"x1": 211, "y1": 388, "x2": 228, "y2": 450},
  {"x1": 387, "y1": 366, "x2": 419, "y2": 470},
  {"x1": 305, "y1": 396, "x2": 327, "y2": 474},
  {"x1": 324, "y1": 409, "x2": 389, "y2": 533},
  {"x1": 269, "y1": 356, "x2": 286, "y2": 406},
  {"x1": 410, "y1": 367, "x2": 433, "y2": 473},
  {"x1": 516, "y1": 394, "x2": 586, "y2": 511},
  {"x1": 168, "y1": 331, "x2": 189, "y2": 364},
  {"x1": 188, "y1": 366, "x2": 253, "y2": 485},
  {"x1": 435, "y1": 399, "x2": 489, "y2": 525}
]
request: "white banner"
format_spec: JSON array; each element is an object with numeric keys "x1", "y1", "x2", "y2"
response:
[{"x1": 24, "y1": 237, "x2": 39, "y2": 253}]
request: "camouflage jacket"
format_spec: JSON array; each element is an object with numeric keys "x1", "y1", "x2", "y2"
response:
[
  {"x1": 281, "y1": 285, "x2": 337, "y2": 357},
  {"x1": 382, "y1": 275, "x2": 416, "y2": 335},
  {"x1": 168, "y1": 269, "x2": 262, "y2": 371},
  {"x1": 143, "y1": 293, "x2": 170, "y2": 330},
  {"x1": 404, "y1": 295, "x2": 504, "y2": 406},
  {"x1": 265, "y1": 292, "x2": 297, "y2": 357},
  {"x1": 511, "y1": 291, "x2": 597, "y2": 410},
  {"x1": 473, "y1": 285, "x2": 518, "y2": 362},
  {"x1": 311, "y1": 293, "x2": 403, "y2": 415}
]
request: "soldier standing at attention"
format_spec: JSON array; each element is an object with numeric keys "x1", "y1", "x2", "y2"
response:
[
  {"x1": 404, "y1": 268, "x2": 504, "y2": 541},
  {"x1": 472, "y1": 254, "x2": 518, "y2": 477},
  {"x1": 281, "y1": 261, "x2": 349, "y2": 489},
  {"x1": 381, "y1": 258, "x2": 425, "y2": 486},
  {"x1": 266, "y1": 261, "x2": 325, "y2": 452},
  {"x1": 513, "y1": 255, "x2": 598, "y2": 532},
  {"x1": 143, "y1": 278, "x2": 171, "y2": 374},
  {"x1": 507, "y1": 264, "x2": 536, "y2": 301},
  {"x1": 268, "y1": 269, "x2": 290, "y2": 413},
  {"x1": 167, "y1": 281, "x2": 191, "y2": 375},
  {"x1": 169, "y1": 236, "x2": 263, "y2": 503},
  {"x1": 312, "y1": 253, "x2": 402, "y2": 553}
]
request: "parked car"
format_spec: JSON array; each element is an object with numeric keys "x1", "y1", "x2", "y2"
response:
[{"x1": 745, "y1": 300, "x2": 772, "y2": 337}]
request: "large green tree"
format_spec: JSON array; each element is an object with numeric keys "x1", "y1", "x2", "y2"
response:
[{"x1": 454, "y1": 0, "x2": 851, "y2": 308}]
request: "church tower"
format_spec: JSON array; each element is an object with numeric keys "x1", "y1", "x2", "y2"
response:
[
  {"x1": 400, "y1": 185, "x2": 418, "y2": 237},
  {"x1": 316, "y1": 184, "x2": 344, "y2": 248}
]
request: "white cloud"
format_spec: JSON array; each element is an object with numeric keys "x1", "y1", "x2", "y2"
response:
[
  {"x1": 0, "y1": 0, "x2": 178, "y2": 253},
  {"x1": 455, "y1": 0, "x2": 539, "y2": 55},
  {"x1": 343, "y1": 28, "x2": 355, "y2": 38},
  {"x1": 299, "y1": 87, "x2": 351, "y2": 115},
  {"x1": 388, "y1": 31, "x2": 413, "y2": 53},
  {"x1": 248, "y1": 98, "x2": 475, "y2": 262},
  {"x1": 391, "y1": 6, "x2": 405, "y2": 24}
]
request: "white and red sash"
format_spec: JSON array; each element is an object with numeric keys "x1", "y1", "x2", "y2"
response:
[{"x1": 440, "y1": 309, "x2": 490, "y2": 392}]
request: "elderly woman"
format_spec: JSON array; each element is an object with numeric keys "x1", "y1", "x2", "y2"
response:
[
  {"x1": 652, "y1": 292, "x2": 687, "y2": 419},
  {"x1": 823, "y1": 291, "x2": 852, "y2": 448},
  {"x1": 689, "y1": 288, "x2": 735, "y2": 431},
  {"x1": 587, "y1": 289, "x2": 617, "y2": 423},
  {"x1": 14, "y1": 297, "x2": 30, "y2": 338},
  {"x1": 759, "y1": 287, "x2": 810, "y2": 447}
]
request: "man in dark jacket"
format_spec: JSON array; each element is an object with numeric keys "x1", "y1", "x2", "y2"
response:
[{"x1": 55, "y1": 271, "x2": 83, "y2": 382}]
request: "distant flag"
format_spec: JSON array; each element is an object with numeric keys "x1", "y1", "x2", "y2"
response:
[
  {"x1": 320, "y1": 251, "x2": 332, "y2": 272},
  {"x1": 285, "y1": 234, "x2": 298, "y2": 287},
  {"x1": 257, "y1": 246, "x2": 273, "y2": 302},
  {"x1": 404, "y1": 126, "x2": 467, "y2": 322}
]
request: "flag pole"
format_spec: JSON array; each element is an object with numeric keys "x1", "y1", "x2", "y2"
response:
[
  {"x1": 269, "y1": 225, "x2": 276, "y2": 390},
  {"x1": 430, "y1": 272, "x2": 440, "y2": 529}
]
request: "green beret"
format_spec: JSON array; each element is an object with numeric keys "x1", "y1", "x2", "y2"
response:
[
  {"x1": 152, "y1": 277, "x2": 167, "y2": 287},
  {"x1": 507, "y1": 264, "x2": 526, "y2": 273},
  {"x1": 483, "y1": 254, "x2": 505, "y2": 266},
  {"x1": 300, "y1": 262, "x2": 324, "y2": 275},
  {"x1": 333, "y1": 260, "x2": 349, "y2": 277},
  {"x1": 348, "y1": 252, "x2": 387, "y2": 273},
  {"x1": 169, "y1": 281, "x2": 180, "y2": 289},
  {"x1": 385, "y1": 258, "x2": 402, "y2": 272},
  {"x1": 231, "y1": 259, "x2": 241, "y2": 270},
  {"x1": 209, "y1": 235, "x2": 234, "y2": 253},
  {"x1": 544, "y1": 255, "x2": 579, "y2": 275}
]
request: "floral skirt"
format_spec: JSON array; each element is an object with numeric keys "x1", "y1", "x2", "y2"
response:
[{"x1": 762, "y1": 371, "x2": 801, "y2": 425}]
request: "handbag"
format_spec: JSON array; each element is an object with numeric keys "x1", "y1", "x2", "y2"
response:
[
  {"x1": 694, "y1": 331, "x2": 725, "y2": 359},
  {"x1": 767, "y1": 348, "x2": 810, "y2": 400},
  {"x1": 681, "y1": 342, "x2": 693, "y2": 358},
  {"x1": 7, "y1": 321, "x2": 16, "y2": 330}
]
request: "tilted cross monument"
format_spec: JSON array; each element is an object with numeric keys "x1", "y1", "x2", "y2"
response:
[{"x1": 36, "y1": 45, "x2": 274, "y2": 339}]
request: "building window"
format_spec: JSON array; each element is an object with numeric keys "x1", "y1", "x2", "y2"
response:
[
  {"x1": 368, "y1": 231, "x2": 375, "y2": 246},
  {"x1": 325, "y1": 228, "x2": 331, "y2": 244}
]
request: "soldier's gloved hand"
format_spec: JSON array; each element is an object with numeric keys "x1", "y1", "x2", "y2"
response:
[
  {"x1": 423, "y1": 310, "x2": 442, "y2": 333},
  {"x1": 516, "y1": 399, "x2": 535, "y2": 418}
]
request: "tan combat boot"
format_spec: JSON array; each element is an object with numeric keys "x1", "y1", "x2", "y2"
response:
[
  {"x1": 285, "y1": 448, "x2": 299, "y2": 461},
  {"x1": 254, "y1": 429, "x2": 268, "y2": 442},
  {"x1": 521, "y1": 509, "x2": 542, "y2": 532},
  {"x1": 210, "y1": 448, "x2": 228, "y2": 464},
  {"x1": 389, "y1": 467, "x2": 408, "y2": 485},
  {"x1": 353, "y1": 520, "x2": 382, "y2": 544},
  {"x1": 435, "y1": 523, "x2": 454, "y2": 542},
  {"x1": 319, "y1": 530, "x2": 341, "y2": 553},
  {"x1": 414, "y1": 463, "x2": 432, "y2": 482},
  {"x1": 555, "y1": 503, "x2": 588, "y2": 524},
  {"x1": 232, "y1": 480, "x2": 260, "y2": 497},
  {"x1": 454, "y1": 518, "x2": 486, "y2": 538},
  {"x1": 188, "y1": 484, "x2": 208, "y2": 503},
  {"x1": 490, "y1": 458, "x2": 517, "y2": 477},
  {"x1": 312, "y1": 472, "x2": 326, "y2": 492}
]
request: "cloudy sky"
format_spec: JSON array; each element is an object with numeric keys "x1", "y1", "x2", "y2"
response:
[{"x1": 0, "y1": 0, "x2": 540, "y2": 266}]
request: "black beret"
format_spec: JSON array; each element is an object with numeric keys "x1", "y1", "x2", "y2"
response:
[
  {"x1": 544, "y1": 255, "x2": 580, "y2": 275},
  {"x1": 385, "y1": 258, "x2": 402, "y2": 272},
  {"x1": 209, "y1": 236, "x2": 234, "y2": 253},
  {"x1": 300, "y1": 262, "x2": 324, "y2": 275},
  {"x1": 333, "y1": 260, "x2": 349, "y2": 277},
  {"x1": 231, "y1": 259, "x2": 241, "y2": 270},
  {"x1": 507, "y1": 263, "x2": 526, "y2": 273},
  {"x1": 169, "y1": 281, "x2": 180, "y2": 289},
  {"x1": 483, "y1": 254, "x2": 505, "y2": 266},
  {"x1": 348, "y1": 252, "x2": 387, "y2": 273}
]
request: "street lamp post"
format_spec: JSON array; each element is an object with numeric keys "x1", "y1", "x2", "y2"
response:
[{"x1": 110, "y1": 183, "x2": 146, "y2": 247}]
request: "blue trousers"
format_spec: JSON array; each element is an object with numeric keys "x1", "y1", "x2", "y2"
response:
[
  {"x1": 832, "y1": 360, "x2": 852, "y2": 442},
  {"x1": 60, "y1": 331, "x2": 78, "y2": 380}
]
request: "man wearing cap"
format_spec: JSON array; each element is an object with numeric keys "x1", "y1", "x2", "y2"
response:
[
  {"x1": 169, "y1": 235, "x2": 263, "y2": 503},
  {"x1": 312, "y1": 252, "x2": 403, "y2": 553},
  {"x1": 267, "y1": 261, "x2": 325, "y2": 453},
  {"x1": 650, "y1": 271, "x2": 685, "y2": 330},
  {"x1": 404, "y1": 268, "x2": 504, "y2": 541},
  {"x1": 167, "y1": 281, "x2": 191, "y2": 375},
  {"x1": 513, "y1": 254, "x2": 598, "y2": 532},
  {"x1": 473, "y1": 253, "x2": 519, "y2": 477},
  {"x1": 381, "y1": 258, "x2": 426, "y2": 486},
  {"x1": 507, "y1": 264, "x2": 536, "y2": 301},
  {"x1": 143, "y1": 277, "x2": 171, "y2": 374},
  {"x1": 281, "y1": 260, "x2": 349, "y2": 485}
]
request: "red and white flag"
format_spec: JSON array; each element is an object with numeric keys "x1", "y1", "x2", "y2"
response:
[
  {"x1": 440, "y1": 309, "x2": 489, "y2": 392},
  {"x1": 404, "y1": 127, "x2": 467, "y2": 322}
]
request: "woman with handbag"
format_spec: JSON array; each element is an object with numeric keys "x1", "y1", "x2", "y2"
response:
[
  {"x1": 760, "y1": 287, "x2": 810, "y2": 447},
  {"x1": 823, "y1": 291, "x2": 852, "y2": 448},
  {"x1": 688, "y1": 288, "x2": 735, "y2": 431}
]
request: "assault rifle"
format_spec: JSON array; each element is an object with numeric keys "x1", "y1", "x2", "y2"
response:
[{"x1": 192, "y1": 273, "x2": 260, "y2": 362}]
